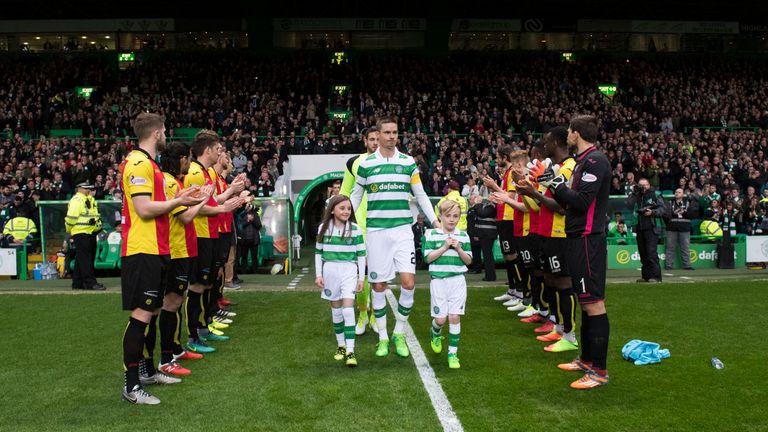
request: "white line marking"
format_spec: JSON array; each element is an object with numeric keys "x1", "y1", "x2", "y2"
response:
[
  {"x1": 385, "y1": 289, "x2": 464, "y2": 432},
  {"x1": 680, "y1": 276, "x2": 692, "y2": 280},
  {"x1": 664, "y1": 273, "x2": 673, "y2": 277}
]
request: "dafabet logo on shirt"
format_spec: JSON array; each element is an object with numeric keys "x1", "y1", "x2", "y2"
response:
[{"x1": 370, "y1": 183, "x2": 406, "y2": 193}]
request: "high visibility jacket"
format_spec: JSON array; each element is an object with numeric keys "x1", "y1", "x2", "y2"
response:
[
  {"x1": 65, "y1": 192, "x2": 101, "y2": 235},
  {"x1": 3, "y1": 216, "x2": 37, "y2": 241},
  {"x1": 435, "y1": 190, "x2": 469, "y2": 230}
]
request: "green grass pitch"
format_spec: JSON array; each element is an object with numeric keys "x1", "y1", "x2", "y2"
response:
[{"x1": 1, "y1": 277, "x2": 765, "y2": 431}]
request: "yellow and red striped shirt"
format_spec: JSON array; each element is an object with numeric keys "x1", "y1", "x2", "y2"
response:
[
  {"x1": 216, "y1": 174, "x2": 234, "y2": 233},
  {"x1": 164, "y1": 172, "x2": 198, "y2": 259},
  {"x1": 538, "y1": 157, "x2": 576, "y2": 238},
  {"x1": 184, "y1": 161, "x2": 219, "y2": 239},
  {"x1": 120, "y1": 149, "x2": 170, "y2": 256},
  {"x1": 496, "y1": 167, "x2": 516, "y2": 221}
]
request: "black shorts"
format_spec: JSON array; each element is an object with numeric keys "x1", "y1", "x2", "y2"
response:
[
  {"x1": 190, "y1": 237, "x2": 217, "y2": 286},
  {"x1": 166, "y1": 257, "x2": 191, "y2": 296},
  {"x1": 121, "y1": 254, "x2": 170, "y2": 312},
  {"x1": 541, "y1": 237, "x2": 570, "y2": 277},
  {"x1": 217, "y1": 231, "x2": 233, "y2": 266},
  {"x1": 566, "y1": 235, "x2": 607, "y2": 304},
  {"x1": 518, "y1": 234, "x2": 541, "y2": 269},
  {"x1": 497, "y1": 221, "x2": 517, "y2": 256}
]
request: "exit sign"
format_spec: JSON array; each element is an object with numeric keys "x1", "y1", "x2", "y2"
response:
[
  {"x1": 76, "y1": 87, "x2": 94, "y2": 99},
  {"x1": 330, "y1": 111, "x2": 352, "y2": 120},
  {"x1": 598, "y1": 84, "x2": 617, "y2": 96},
  {"x1": 118, "y1": 52, "x2": 135, "y2": 62}
]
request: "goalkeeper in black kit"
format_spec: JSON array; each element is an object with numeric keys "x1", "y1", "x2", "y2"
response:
[{"x1": 534, "y1": 115, "x2": 611, "y2": 390}]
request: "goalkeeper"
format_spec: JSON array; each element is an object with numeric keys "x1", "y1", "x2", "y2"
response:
[{"x1": 340, "y1": 127, "x2": 379, "y2": 335}]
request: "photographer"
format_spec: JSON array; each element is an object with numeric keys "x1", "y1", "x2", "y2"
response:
[
  {"x1": 628, "y1": 178, "x2": 665, "y2": 283},
  {"x1": 664, "y1": 188, "x2": 698, "y2": 270}
]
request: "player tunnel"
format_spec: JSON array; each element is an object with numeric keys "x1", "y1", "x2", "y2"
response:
[{"x1": 293, "y1": 171, "x2": 345, "y2": 242}]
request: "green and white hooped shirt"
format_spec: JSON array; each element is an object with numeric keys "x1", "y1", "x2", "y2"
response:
[
  {"x1": 314, "y1": 221, "x2": 366, "y2": 280},
  {"x1": 351, "y1": 148, "x2": 437, "y2": 231},
  {"x1": 423, "y1": 228, "x2": 472, "y2": 279}
]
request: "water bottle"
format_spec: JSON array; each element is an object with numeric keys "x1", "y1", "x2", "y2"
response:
[{"x1": 711, "y1": 357, "x2": 724, "y2": 369}]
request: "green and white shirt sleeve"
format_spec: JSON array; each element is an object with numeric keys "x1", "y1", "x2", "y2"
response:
[{"x1": 423, "y1": 229, "x2": 472, "y2": 279}]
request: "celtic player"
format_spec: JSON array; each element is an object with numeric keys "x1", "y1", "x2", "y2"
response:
[
  {"x1": 340, "y1": 127, "x2": 378, "y2": 335},
  {"x1": 350, "y1": 116, "x2": 440, "y2": 358}
]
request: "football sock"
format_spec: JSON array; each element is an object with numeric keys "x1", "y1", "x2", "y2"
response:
[
  {"x1": 372, "y1": 290, "x2": 389, "y2": 341},
  {"x1": 393, "y1": 287, "x2": 414, "y2": 334},
  {"x1": 123, "y1": 317, "x2": 147, "y2": 392},
  {"x1": 342, "y1": 307, "x2": 356, "y2": 353},
  {"x1": 173, "y1": 310, "x2": 184, "y2": 355},
  {"x1": 185, "y1": 291, "x2": 204, "y2": 342},
  {"x1": 580, "y1": 310, "x2": 593, "y2": 364},
  {"x1": 159, "y1": 309, "x2": 177, "y2": 364},
  {"x1": 558, "y1": 288, "x2": 577, "y2": 334},
  {"x1": 448, "y1": 323, "x2": 461, "y2": 355},
  {"x1": 431, "y1": 319, "x2": 443, "y2": 338},
  {"x1": 589, "y1": 313, "x2": 610, "y2": 374},
  {"x1": 331, "y1": 307, "x2": 344, "y2": 347},
  {"x1": 356, "y1": 278, "x2": 370, "y2": 313},
  {"x1": 141, "y1": 315, "x2": 158, "y2": 376},
  {"x1": 535, "y1": 275, "x2": 548, "y2": 315},
  {"x1": 505, "y1": 261, "x2": 517, "y2": 293}
]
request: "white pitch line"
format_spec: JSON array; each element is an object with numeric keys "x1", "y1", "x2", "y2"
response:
[
  {"x1": 664, "y1": 273, "x2": 673, "y2": 277},
  {"x1": 385, "y1": 289, "x2": 464, "y2": 432},
  {"x1": 680, "y1": 276, "x2": 692, "y2": 280}
]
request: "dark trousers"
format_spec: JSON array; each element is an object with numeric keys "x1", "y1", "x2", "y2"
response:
[
  {"x1": 637, "y1": 229, "x2": 661, "y2": 281},
  {"x1": 479, "y1": 235, "x2": 497, "y2": 281},
  {"x1": 72, "y1": 233, "x2": 97, "y2": 288},
  {"x1": 470, "y1": 240, "x2": 482, "y2": 271},
  {"x1": 239, "y1": 239, "x2": 259, "y2": 273}
]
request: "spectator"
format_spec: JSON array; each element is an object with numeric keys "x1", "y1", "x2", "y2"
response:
[
  {"x1": 628, "y1": 178, "x2": 665, "y2": 283},
  {"x1": 255, "y1": 171, "x2": 274, "y2": 197},
  {"x1": 664, "y1": 188, "x2": 698, "y2": 270},
  {"x1": 412, "y1": 213, "x2": 428, "y2": 269},
  {"x1": 238, "y1": 209, "x2": 262, "y2": 274},
  {"x1": 461, "y1": 177, "x2": 479, "y2": 199}
]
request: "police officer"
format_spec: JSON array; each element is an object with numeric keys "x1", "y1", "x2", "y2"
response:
[
  {"x1": 65, "y1": 182, "x2": 104, "y2": 290},
  {"x1": 2, "y1": 213, "x2": 37, "y2": 248},
  {"x1": 435, "y1": 180, "x2": 468, "y2": 230},
  {"x1": 628, "y1": 178, "x2": 665, "y2": 283}
]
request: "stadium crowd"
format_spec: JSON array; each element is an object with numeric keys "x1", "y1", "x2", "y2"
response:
[{"x1": 3, "y1": 52, "x2": 768, "y2": 238}]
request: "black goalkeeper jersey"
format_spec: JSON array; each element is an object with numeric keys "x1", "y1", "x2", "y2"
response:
[{"x1": 552, "y1": 146, "x2": 611, "y2": 237}]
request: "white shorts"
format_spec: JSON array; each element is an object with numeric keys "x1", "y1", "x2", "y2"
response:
[
  {"x1": 430, "y1": 275, "x2": 467, "y2": 317},
  {"x1": 321, "y1": 261, "x2": 357, "y2": 301},
  {"x1": 366, "y1": 224, "x2": 415, "y2": 283}
]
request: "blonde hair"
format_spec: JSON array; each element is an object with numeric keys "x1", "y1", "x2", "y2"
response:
[
  {"x1": 439, "y1": 199, "x2": 460, "y2": 217},
  {"x1": 509, "y1": 149, "x2": 529, "y2": 164}
]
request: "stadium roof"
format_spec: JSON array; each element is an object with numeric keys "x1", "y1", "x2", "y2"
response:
[{"x1": 2, "y1": 0, "x2": 766, "y2": 21}]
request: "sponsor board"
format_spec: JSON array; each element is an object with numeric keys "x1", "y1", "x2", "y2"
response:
[{"x1": 608, "y1": 242, "x2": 745, "y2": 270}]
